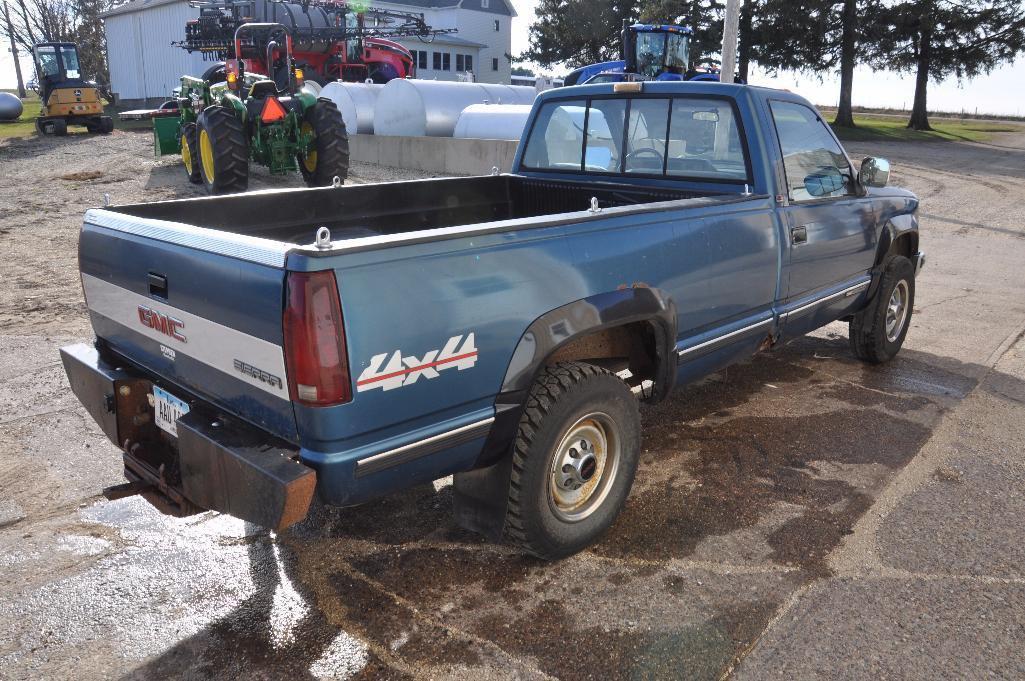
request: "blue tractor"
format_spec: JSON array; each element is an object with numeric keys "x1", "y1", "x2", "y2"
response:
[{"x1": 565, "y1": 22, "x2": 725, "y2": 86}]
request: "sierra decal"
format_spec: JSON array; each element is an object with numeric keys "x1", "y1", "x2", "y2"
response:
[{"x1": 356, "y1": 333, "x2": 478, "y2": 392}]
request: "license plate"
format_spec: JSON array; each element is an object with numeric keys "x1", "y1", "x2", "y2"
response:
[{"x1": 153, "y1": 385, "x2": 190, "y2": 437}]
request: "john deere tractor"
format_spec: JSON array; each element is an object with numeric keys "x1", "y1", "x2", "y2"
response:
[
  {"x1": 141, "y1": 23, "x2": 348, "y2": 194},
  {"x1": 32, "y1": 42, "x2": 114, "y2": 135}
]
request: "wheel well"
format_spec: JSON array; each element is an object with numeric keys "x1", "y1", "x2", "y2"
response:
[
  {"x1": 889, "y1": 232, "x2": 918, "y2": 260},
  {"x1": 546, "y1": 322, "x2": 659, "y2": 388}
]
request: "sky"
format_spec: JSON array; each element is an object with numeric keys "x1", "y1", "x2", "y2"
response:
[{"x1": 3, "y1": 0, "x2": 1024, "y2": 116}]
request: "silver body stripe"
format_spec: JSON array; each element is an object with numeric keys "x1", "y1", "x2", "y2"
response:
[
  {"x1": 82, "y1": 274, "x2": 289, "y2": 400},
  {"x1": 356, "y1": 417, "x2": 495, "y2": 471},
  {"x1": 85, "y1": 209, "x2": 292, "y2": 268},
  {"x1": 677, "y1": 318, "x2": 774, "y2": 357},
  {"x1": 781, "y1": 280, "x2": 870, "y2": 320}
]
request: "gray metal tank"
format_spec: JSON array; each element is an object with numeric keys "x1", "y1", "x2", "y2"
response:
[
  {"x1": 321, "y1": 81, "x2": 383, "y2": 135},
  {"x1": 0, "y1": 92, "x2": 24, "y2": 121},
  {"x1": 374, "y1": 80, "x2": 538, "y2": 137}
]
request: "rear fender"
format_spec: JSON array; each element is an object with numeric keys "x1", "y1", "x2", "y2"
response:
[{"x1": 453, "y1": 287, "x2": 677, "y2": 540}]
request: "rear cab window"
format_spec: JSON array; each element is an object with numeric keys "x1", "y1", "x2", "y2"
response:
[{"x1": 521, "y1": 94, "x2": 752, "y2": 185}]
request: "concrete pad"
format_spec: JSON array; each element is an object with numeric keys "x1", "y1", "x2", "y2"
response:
[{"x1": 735, "y1": 576, "x2": 1025, "y2": 679}]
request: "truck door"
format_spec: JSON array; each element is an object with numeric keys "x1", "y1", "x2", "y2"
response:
[{"x1": 767, "y1": 100, "x2": 877, "y2": 336}]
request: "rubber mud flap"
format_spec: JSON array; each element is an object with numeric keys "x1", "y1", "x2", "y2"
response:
[{"x1": 176, "y1": 411, "x2": 316, "y2": 531}]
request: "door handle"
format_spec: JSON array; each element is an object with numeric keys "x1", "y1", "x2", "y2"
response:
[{"x1": 791, "y1": 225, "x2": 808, "y2": 245}]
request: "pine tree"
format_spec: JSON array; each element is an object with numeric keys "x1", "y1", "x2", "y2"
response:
[
  {"x1": 522, "y1": 0, "x2": 639, "y2": 68},
  {"x1": 871, "y1": 0, "x2": 1025, "y2": 130}
]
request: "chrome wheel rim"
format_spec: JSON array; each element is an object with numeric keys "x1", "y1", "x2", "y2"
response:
[
  {"x1": 885, "y1": 280, "x2": 910, "y2": 343},
  {"x1": 548, "y1": 412, "x2": 620, "y2": 523}
]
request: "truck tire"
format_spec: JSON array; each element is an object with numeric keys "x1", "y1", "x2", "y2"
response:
[
  {"x1": 197, "y1": 106, "x2": 248, "y2": 195},
  {"x1": 180, "y1": 122, "x2": 202, "y2": 184},
  {"x1": 849, "y1": 255, "x2": 915, "y2": 363},
  {"x1": 505, "y1": 361, "x2": 640, "y2": 560},
  {"x1": 298, "y1": 99, "x2": 350, "y2": 188}
]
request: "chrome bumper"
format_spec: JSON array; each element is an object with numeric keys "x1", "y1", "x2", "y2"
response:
[{"x1": 913, "y1": 251, "x2": 926, "y2": 277}]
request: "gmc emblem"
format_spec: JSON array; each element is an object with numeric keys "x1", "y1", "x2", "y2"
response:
[{"x1": 138, "y1": 305, "x2": 186, "y2": 342}]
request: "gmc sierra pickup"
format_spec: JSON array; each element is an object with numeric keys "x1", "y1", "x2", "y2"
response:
[{"x1": 62, "y1": 81, "x2": 923, "y2": 559}]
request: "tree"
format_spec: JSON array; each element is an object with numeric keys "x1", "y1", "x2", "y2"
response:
[
  {"x1": 872, "y1": 0, "x2": 1025, "y2": 130},
  {"x1": 755, "y1": 0, "x2": 881, "y2": 127},
  {"x1": 511, "y1": 66, "x2": 537, "y2": 77},
  {"x1": 522, "y1": 0, "x2": 639, "y2": 68},
  {"x1": 0, "y1": 0, "x2": 120, "y2": 85}
]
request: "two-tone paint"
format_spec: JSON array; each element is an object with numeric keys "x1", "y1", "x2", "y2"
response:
[{"x1": 73, "y1": 81, "x2": 921, "y2": 512}]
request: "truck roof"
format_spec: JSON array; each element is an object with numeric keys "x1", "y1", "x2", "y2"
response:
[{"x1": 536, "y1": 80, "x2": 812, "y2": 107}]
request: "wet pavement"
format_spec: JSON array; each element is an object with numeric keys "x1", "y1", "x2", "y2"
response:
[{"x1": 2, "y1": 132, "x2": 1025, "y2": 679}]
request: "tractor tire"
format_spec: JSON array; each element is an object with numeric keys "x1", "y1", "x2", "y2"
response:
[
  {"x1": 298, "y1": 99, "x2": 350, "y2": 188},
  {"x1": 180, "y1": 122, "x2": 202, "y2": 184},
  {"x1": 201, "y1": 63, "x2": 227, "y2": 86},
  {"x1": 36, "y1": 118, "x2": 46, "y2": 135},
  {"x1": 52, "y1": 119, "x2": 68, "y2": 136},
  {"x1": 504, "y1": 361, "x2": 641, "y2": 560},
  {"x1": 197, "y1": 106, "x2": 248, "y2": 195},
  {"x1": 99, "y1": 116, "x2": 114, "y2": 134}
]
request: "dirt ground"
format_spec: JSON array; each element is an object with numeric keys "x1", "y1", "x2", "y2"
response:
[{"x1": 1, "y1": 127, "x2": 1025, "y2": 680}]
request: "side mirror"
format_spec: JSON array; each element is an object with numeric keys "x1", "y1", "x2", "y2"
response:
[{"x1": 859, "y1": 157, "x2": 890, "y2": 188}]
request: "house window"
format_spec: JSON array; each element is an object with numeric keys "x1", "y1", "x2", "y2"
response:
[
  {"x1": 415, "y1": 50, "x2": 428, "y2": 69},
  {"x1": 456, "y1": 54, "x2": 474, "y2": 72},
  {"x1": 465, "y1": 54, "x2": 473, "y2": 72},
  {"x1": 492, "y1": 57, "x2": 499, "y2": 71},
  {"x1": 481, "y1": 0, "x2": 489, "y2": 7},
  {"x1": 494, "y1": 19, "x2": 500, "y2": 31},
  {"x1": 442, "y1": 53, "x2": 451, "y2": 70},
  {"x1": 433, "y1": 52, "x2": 442, "y2": 70}
]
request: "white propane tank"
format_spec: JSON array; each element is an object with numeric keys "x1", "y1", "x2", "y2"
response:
[
  {"x1": 453, "y1": 104, "x2": 533, "y2": 141},
  {"x1": 374, "y1": 79, "x2": 538, "y2": 137},
  {"x1": 320, "y1": 81, "x2": 383, "y2": 135},
  {"x1": 0, "y1": 92, "x2": 24, "y2": 121}
]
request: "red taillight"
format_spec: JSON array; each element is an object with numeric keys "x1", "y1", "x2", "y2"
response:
[{"x1": 283, "y1": 270, "x2": 351, "y2": 407}]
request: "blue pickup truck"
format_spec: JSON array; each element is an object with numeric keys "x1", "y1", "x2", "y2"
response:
[{"x1": 62, "y1": 81, "x2": 923, "y2": 559}]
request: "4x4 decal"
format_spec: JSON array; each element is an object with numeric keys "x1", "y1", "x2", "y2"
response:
[{"x1": 356, "y1": 333, "x2": 478, "y2": 392}]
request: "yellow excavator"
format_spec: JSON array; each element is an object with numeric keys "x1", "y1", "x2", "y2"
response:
[{"x1": 32, "y1": 42, "x2": 113, "y2": 135}]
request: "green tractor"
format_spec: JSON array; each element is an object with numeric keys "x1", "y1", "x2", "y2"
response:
[{"x1": 140, "y1": 23, "x2": 348, "y2": 194}]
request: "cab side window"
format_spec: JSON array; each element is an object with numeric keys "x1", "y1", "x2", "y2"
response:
[{"x1": 769, "y1": 101, "x2": 853, "y2": 202}]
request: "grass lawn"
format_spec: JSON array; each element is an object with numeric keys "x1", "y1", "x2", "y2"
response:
[
  {"x1": 0, "y1": 92, "x2": 41, "y2": 139},
  {"x1": 829, "y1": 113, "x2": 1024, "y2": 143}
]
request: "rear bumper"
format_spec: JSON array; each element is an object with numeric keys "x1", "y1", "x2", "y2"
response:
[{"x1": 60, "y1": 342, "x2": 316, "y2": 531}]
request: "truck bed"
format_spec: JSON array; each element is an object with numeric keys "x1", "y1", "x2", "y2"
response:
[{"x1": 98, "y1": 175, "x2": 722, "y2": 246}]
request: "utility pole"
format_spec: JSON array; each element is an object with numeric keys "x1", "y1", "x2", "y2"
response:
[
  {"x1": 720, "y1": 0, "x2": 741, "y2": 83},
  {"x1": 2, "y1": 1, "x2": 26, "y2": 98}
]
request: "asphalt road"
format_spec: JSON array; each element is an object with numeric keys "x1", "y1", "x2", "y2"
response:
[{"x1": 0, "y1": 129, "x2": 1023, "y2": 680}]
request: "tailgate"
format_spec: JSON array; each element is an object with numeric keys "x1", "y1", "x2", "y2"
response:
[{"x1": 79, "y1": 209, "x2": 298, "y2": 442}]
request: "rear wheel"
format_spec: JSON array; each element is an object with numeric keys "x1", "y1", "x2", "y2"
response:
[
  {"x1": 850, "y1": 255, "x2": 915, "y2": 363},
  {"x1": 197, "y1": 106, "x2": 248, "y2": 195},
  {"x1": 298, "y1": 99, "x2": 349, "y2": 187},
  {"x1": 180, "y1": 122, "x2": 202, "y2": 184},
  {"x1": 99, "y1": 116, "x2": 114, "y2": 134},
  {"x1": 52, "y1": 119, "x2": 68, "y2": 136},
  {"x1": 504, "y1": 362, "x2": 640, "y2": 560}
]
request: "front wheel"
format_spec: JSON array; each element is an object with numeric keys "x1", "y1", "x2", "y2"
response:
[
  {"x1": 505, "y1": 362, "x2": 640, "y2": 560},
  {"x1": 180, "y1": 122, "x2": 202, "y2": 184},
  {"x1": 849, "y1": 255, "x2": 915, "y2": 363},
  {"x1": 298, "y1": 99, "x2": 350, "y2": 187}
]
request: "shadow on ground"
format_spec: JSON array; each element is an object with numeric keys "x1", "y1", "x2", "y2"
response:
[{"x1": 122, "y1": 333, "x2": 1023, "y2": 680}]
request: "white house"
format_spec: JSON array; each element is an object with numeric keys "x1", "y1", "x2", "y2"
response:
[
  {"x1": 102, "y1": 0, "x2": 516, "y2": 106},
  {"x1": 377, "y1": 0, "x2": 515, "y2": 85}
]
